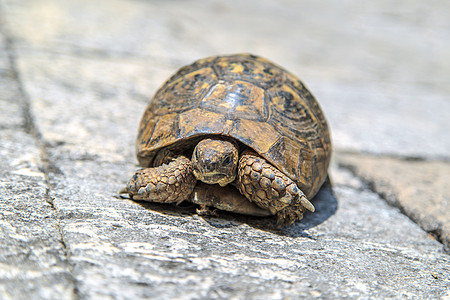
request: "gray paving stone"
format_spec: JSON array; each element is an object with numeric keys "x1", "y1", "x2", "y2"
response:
[
  {"x1": 1, "y1": 0, "x2": 450, "y2": 298},
  {"x1": 0, "y1": 131, "x2": 74, "y2": 300},
  {"x1": 5, "y1": 0, "x2": 450, "y2": 158},
  {"x1": 0, "y1": 36, "x2": 74, "y2": 299},
  {"x1": 0, "y1": 35, "x2": 22, "y2": 129},
  {"x1": 317, "y1": 83, "x2": 450, "y2": 159},
  {"x1": 337, "y1": 153, "x2": 450, "y2": 252},
  {"x1": 26, "y1": 156, "x2": 450, "y2": 299}
]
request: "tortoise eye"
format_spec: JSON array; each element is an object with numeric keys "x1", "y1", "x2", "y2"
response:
[{"x1": 222, "y1": 155, "x2": 232, "y2": 166}]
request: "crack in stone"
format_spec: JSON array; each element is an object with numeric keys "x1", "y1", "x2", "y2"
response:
[
  {"x1": 335, "y1": 149, "x2": 450, "y2": 163},
  {"x1": 337, "y1": 161, "x2": 446, "y2": 252},
  {"x1": 1, "y1": 15, "x2": 81, "y2": 299}
]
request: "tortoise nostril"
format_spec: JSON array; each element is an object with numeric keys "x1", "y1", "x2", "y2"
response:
[{"x1": 203, "y1": 159, "x2": 217, "y2": 172}]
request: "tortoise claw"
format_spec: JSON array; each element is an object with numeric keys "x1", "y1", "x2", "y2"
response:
[
  {"x1": 300, "y1": 196, "x2": 315, "y2": 212},
  {"x1": 119, "y1": 187, "x2": 131, "y2": 199}
]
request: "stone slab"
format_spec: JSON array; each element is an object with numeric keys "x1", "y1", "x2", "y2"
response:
[
  {"x1": 0, "y1": 131, "x2": 74, "y2": 300},
  {"x1": 4, "y1": 0, "x2": 450, "y2": 159},
  {"x1": 0, "y1": 34, "x2": 74, "y2": 299},
  {"x1": 31, "y1": 157, "x2": 450, "y2": 299},
  {"x1": 5, "y1": 27, "x2": 449, "y2": 300},
  {"x1": 337, "y1": 153, "x2": 450, "y2": 252},
  {"x1": 0, "y1": 33, "x2": 22, "y2": 129}
]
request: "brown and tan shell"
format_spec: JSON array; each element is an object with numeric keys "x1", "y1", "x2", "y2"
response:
[{"x1": 136, "y1": 54, "x2": 331, "y2": 199}]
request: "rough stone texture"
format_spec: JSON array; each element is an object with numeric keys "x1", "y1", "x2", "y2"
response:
[
  {"x1": 0, "y1": 32, "x2": 74, "y2": 299},
  {"x1": 337, "y1": 153, "x2": 450, "y2": 252},
  {"x1": 1, "y1": 0, "x2": 450, "y2": 299}
]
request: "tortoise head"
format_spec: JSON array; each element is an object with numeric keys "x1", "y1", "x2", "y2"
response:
[{"x1": 192, "y1": 138, "x2": 239, "y2": 186}]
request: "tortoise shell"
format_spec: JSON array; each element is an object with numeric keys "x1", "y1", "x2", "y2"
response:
[{"x1": 136, "y1": 54, "x2": 331, "y2": 199}]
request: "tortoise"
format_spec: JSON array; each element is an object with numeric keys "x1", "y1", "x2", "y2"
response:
[{"x1": 120, "y1": 53, "x2": 331, "y2": 226}]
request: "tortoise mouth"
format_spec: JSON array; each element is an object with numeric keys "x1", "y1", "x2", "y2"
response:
[{"x1": 197, "y1": 172, "x2": 235, "y2": 187}]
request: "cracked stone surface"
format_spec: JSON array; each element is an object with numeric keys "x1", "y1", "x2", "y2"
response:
[
  {"x1": 1, "y1": 0, "x2": 449, "y2": 299},
  {"x1": 337, "y1": 153, "x2": 450, "y2": 252},
  {"x1": 0, "y1": 33, "x2": 74, "y2": 299}
]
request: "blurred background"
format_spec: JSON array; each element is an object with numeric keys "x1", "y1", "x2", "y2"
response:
[{"x1": 4, "y1": 0, "x2": 450, "y2": 159}]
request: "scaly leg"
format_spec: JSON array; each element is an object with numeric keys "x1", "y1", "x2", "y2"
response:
[
  {"x1": 121, "y1": 156, "x2": 196, "y2": 204},
  {"x1": 237, "y1": 150, "x2": 315, "y2": 227}
]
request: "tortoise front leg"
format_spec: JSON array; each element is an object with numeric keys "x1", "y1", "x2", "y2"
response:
[
  {"x1": 121, "y1": 156, "x2": 196, "y2": 204},
  {"x1": 237, "y1": 150, "x2": 315, "y2": 226}
]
